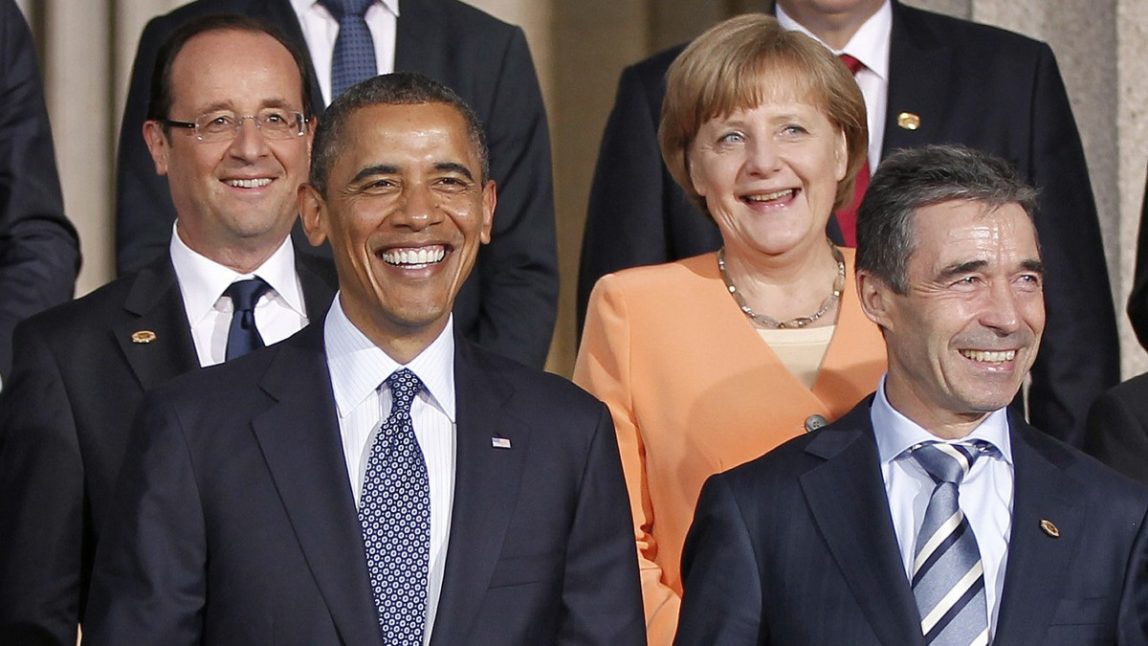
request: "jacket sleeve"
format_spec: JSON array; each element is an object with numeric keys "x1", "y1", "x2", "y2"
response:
[{"x1": 573, "y1": 275, "x2": 681, "y2": 646}]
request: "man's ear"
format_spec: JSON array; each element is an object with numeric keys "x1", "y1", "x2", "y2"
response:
[
  {"x1": 299, "y1": 183, "x2": 328, "y2": 247},
  {"x1": 142, "y1": 120, "x2": 171, "y2": 176},
  {"x1": 479, "y1": 179, "x2": 496, "y2": 245},
  {"x1": 856, "y1": 269, "x2": 895, "y2": 331}
]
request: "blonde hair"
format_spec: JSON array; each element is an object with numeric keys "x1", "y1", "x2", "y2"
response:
[{"x1": 659, "y1": 14, "x2": 868, "y2": 215}]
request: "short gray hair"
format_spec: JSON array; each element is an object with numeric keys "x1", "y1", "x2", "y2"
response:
[{"x1": 855, "y1": 144, "x2": 1039, "y2": 293}]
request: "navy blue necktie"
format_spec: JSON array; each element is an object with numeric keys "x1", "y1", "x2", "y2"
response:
[
  {"x1": 359, "y1": 368, "x2": 430, "y2": 644},
  {"x1": 910, "y1": 441, "x2": 991, "y2": 646},
  {"x1": 223, "y1": 278, "x2": 270, "y2": 361},
  {"x1": 319, "y1": 0, "x2": 377, "y2": 99}
]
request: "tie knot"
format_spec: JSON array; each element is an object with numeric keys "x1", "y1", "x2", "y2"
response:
[
  {"x1": 386, "y1": 368, "x2": 423, "y2": 415},
  {"x1": 319, "y1": 0, "x2": 374, "y2": 19},
  {"x1": 224, "y1": 278, "x2": 270, "y2": 312},
  {"x1": 911, "y1": 441, "x2": 990, "y2": 485},
  {"x1": 839, "y1": 53, "x2": 865, "y2": 76}
]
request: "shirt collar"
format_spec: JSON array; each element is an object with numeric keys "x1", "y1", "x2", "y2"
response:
[
  {"x1": 324, "y1": 296, "x2": 456, "y2": 421},
  {"x1": 168, "y1": 222, "x2": 304, "y2": 323},
  {"x1": 776, "y1": 0, "x2": 892, "y2": 81},
  {"x1": 292, "y1": 0, "x2": 400, "y2": 18},
  {"x1": 871, "y1": 374, "x2": 1014, "y2": 465}
]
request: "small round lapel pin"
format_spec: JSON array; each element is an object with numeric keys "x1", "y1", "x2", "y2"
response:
[
  {"x1": 897, "y1": 112, "x2": 921, "y2": 130},
  {"x1": 131, "y1": 330, "x2": 157, "y2": 344},
  {"x1": 1039, "y1": 519, "x2": 1060, "y2": 538}
]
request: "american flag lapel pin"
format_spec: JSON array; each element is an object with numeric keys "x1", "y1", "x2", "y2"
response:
[{"x1": 491, "y1": 437, "x2": 511, "y2": 449}]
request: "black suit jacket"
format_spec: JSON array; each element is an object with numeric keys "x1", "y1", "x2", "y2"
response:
[
  {"x1": 1085, "y1": 374, "x2": 1148, "y2": 486},
  {"x1": 116, "y1": 0, "x2": 557, "y2": 368},
  {"x1": 578, "y1": 0, "x2": 1118, "y2": 445},
  {"x1": 1126, "y1": 167, "x2": 1148, "y2": 348},
  {"x1": 0, "y1": 0, "x2": 80, "y2": 378},
  {"x1": 81, "y1": 323, "x2": 644, "y2": 645},
  {"x1": 674, "y1": 399, "x2": 1148, "y2": 645},
  {"x1": 0, "y1": 253, "x2": 334, "y2": 646}
]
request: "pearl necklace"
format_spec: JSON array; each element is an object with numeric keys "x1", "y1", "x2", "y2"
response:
[{"x1": 717, "y1": 243, "x2": 846, "y2": 329}]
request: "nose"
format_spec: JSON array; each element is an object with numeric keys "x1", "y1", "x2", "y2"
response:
[
  {"x1": 744, "y1": 136, "x2": 781, "y2": 176},
  {"x1": 227, "y1": 116, "x2": 269, "y2": 160},
  {"x1": 980, "y1": 279, "x2": 1023, "y2": 335},
  {"x1": 393, "y1": 183, "x2": 444, "y2": 231}
]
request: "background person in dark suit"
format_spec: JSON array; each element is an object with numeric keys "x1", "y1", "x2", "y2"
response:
[
  {"x1": 674, "y1": 145, "x2": 1148, "y2": 645},
  {"x1": 1125, "y1": 167, "x2": 1148, "y2": 349},
  {"x1": 0, "y1": 16, "x2": 335, "y2": 644},
  {"x1": 578, "y1": 0, "x2": 1117, "y2": 446},
  {"x1": 0, "y1": 0, "x2": 80, "y2": 382},
  {"x1": 1085, "y1": 374, "x2": 1148, "y2": 487},
  {"x1": 116, "y1": 0, "x2": 557, "y2": 369},
  {"x1": 84, "y1": 72, "x2": 644, "y2": 645}
]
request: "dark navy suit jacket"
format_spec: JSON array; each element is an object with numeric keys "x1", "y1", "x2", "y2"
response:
[{"x1": 675, "y1": 399, "x2": 1148, "y2": 645}]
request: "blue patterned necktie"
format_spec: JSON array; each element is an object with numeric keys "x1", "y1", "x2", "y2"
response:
[
  {"x1": 318, "y1": 0, "x2": 377, "y2": 99},
  {"x1": 359, "y1": 368, "x2": 430, "y2": 644},
  {"x1": 910, "y1": 441, "x2": 992, "y2": 646},
  {"x1": 223, "y1": 278, "x2": 270, "y2": 361}
]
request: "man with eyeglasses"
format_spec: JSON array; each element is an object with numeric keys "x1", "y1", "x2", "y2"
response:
[{"x1": 0, "y1": 15, "x2": 334, "y2": 644}]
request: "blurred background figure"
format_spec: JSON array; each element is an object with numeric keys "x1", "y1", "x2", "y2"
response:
[
  {"x1": 116, "y1": 0, "x2": 557, "y2": 369},
  {"x1": 579, "y1": 0, "x2": 1118, "y2": 446},
  {"x1": 0, "y1": 0, "x2": 79, "y2": 385},
  {"x1": 574, "y1": 15, "x2": 886, "y2": 643}
]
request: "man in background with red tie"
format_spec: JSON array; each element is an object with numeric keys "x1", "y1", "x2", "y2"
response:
[
  {"x1": 0, "y1": 16, "x2": 334, "y2": 643},
  {"x1": 578, "y1": 0, "x2": 1117, "y2": 448}
]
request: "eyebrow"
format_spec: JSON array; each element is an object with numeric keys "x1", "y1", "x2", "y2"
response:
[
  {"x1": 434, "y1": 162, "x2": 474, "y2": 181},
  {"x1": 193, "y1": 98, "x2": 298, "y2": 114},
  {"x1": 937, "y1": 257, "x2": 1045, "y2": 279},
  {"x1": 350, "y1": 164, "x2": 400, "y2": 185}
]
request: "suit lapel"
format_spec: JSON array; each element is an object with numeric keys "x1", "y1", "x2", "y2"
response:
[
  {"x1": 394, "y1": 0, "x2": 448, "y2": 79},
  {"x1": 429, "y1": 341, "x2": 528, "y2": 645},
  {"x1": 295, "y1": 253, "x2": 336, "y2": 321},
  {"x1": 800, "y1": 402, "x2": 925, "y2": 646},
  {"x1": 992, "y1": 418, "x2": 1084, "y2": 644},
  {"x1": 251, "y1": 326, "x2": 382, "y2": 646},
  {"x1": 882, "y1": 1, "x2": 951, "y2": 157},
  {"x1": 113, "y1": 257, "x2": 199, "y2": 389}
]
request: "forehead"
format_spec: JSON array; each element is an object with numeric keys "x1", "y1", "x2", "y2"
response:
[
  {"x1": 169, "y1": 29, "x2": 303, "y2": 109},
  {"x1": 338, "y1": 102, "x2": 479, "y2": 170},
  {"x1": 708, "y1": 64, "x2": 829, "y2": 123},
  {"x1": 909, "y1": 200, "x2": 1039, "y2": 271}
]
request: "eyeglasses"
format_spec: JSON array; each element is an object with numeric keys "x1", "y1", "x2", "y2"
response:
[{"x1": 163, "y1": 109, "x2": 307, "y2": 142}]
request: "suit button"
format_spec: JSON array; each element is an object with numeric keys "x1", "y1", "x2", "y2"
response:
[{"x1": 804, "y1": 415, "x2": 828, "y2": 433}]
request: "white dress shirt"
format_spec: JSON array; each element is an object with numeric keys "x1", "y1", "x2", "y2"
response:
[
  {"x1": 169, "y1": 223, "x2": 309, "y2": 367},
  {"x1": 290, "y1": 0, "x2": 400, "y2": 106},
  {"x1": 777, "y1": 0, "x2": 892, "y2": 171},
  {"x1": 324, "y1": 297, "x2": 456, "y2": 644},
  {"x1": 871, "y1": 376, "x2": 1015, "y2": 638}
]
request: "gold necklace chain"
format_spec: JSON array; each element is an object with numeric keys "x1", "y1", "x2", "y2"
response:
[{"x1": 717, "y1": 242, "x2": 846, "y2": 329}]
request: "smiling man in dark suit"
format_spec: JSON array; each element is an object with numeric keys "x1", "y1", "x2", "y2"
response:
[
  {"x1": 84, "y1": 72, "x2": 643, "y2": 645},
  {"x1": 674, "y1": 146, "x2": 1148, "y2": 645},
  {"x1": 578, "y1": 0, "x2": 1117, "y2": 447},
  {"x1": 116, "y1": 0, "x2": 557, "y2": 369},
  {"x1": 0, "y1": 16, "x2": 335, "y2": 644}
]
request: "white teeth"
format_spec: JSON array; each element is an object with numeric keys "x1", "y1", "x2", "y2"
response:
[
  {"x1": 381, "y1": 246, "x2": 447, "y2": 267},
  {"x1": 961, "y1": 349, "x2": 1016, "y2": 362},
  {"x1": 226, "y1": 178, "x2": 272, "y2": 188},
  {"x1": 745, "y1": 189, "x2": 795, "y2": 203}
]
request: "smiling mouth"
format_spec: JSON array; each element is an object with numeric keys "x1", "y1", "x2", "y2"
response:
[
  {"x1": 960, "y1": 349, "x2": 1017, "y2": 363},
  {"x1": 225, "y1": 178, "x2": 273, "y2": 189},
  {"x1": 742, "y1": 188, "x2": 796, "y2": 205},
  {"x1": 381, "y1": 245, "x2": 447, "y2": 268}
]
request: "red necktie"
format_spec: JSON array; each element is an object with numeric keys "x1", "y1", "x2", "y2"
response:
[{"x1": 835, "y1": 53, "x2": 869, "y2": 248}]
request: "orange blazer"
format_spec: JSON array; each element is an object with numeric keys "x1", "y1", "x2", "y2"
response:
[{"x1": 573, "y1": 250, "x2": 887, "y2": 645}]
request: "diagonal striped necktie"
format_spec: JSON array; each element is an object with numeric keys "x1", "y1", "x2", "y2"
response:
[{"x1": 910, "y1": 441, "x2": 992, "y2": 646}]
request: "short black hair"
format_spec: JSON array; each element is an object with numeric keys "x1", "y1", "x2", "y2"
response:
[
  {"x1": 309, "y1": 72, "x2": 489, "y2": 196},
  {"x1": 856, "y1": 144, "x2": 1039, "y2": 293},
  {"x1": 146, "y1": 14, "x2": 314, "y2": 127}
]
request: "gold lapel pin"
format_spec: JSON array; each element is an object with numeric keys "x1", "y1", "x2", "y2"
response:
[
  {"x1": 1040, "y1": 519, "x2": 1060, "y2": 538},
  {"x1": 131, "y1": 330, "x2": 157, "y2": 344},
  {"x1": 897, "y1": 112, "x2": 921, "y2": 130}
]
